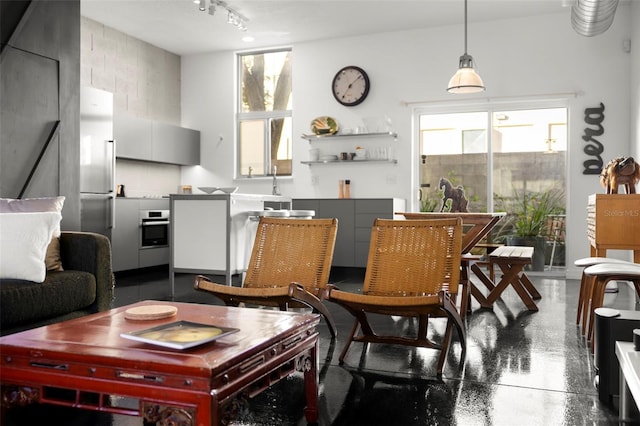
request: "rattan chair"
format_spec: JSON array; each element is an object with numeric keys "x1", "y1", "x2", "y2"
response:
[
  {"x1": 325, "y1": 217, "x2": 465, "y2": 378},
  {"x1": 194, "y1": 217, "x2": 339, "y2": 336}
]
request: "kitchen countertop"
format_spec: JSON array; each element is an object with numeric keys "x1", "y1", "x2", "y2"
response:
[{"x1": 170, "y1": 193, "x2": 291, "y2": 202}]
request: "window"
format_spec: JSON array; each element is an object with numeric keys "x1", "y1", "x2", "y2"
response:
[{"x1": 237, "y1": 49, "x2": 292, "y2": 178}]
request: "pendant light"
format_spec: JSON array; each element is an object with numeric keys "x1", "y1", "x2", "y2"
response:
[{"x1": 447, "y1": 0, "x2": 485, "y2": 94}]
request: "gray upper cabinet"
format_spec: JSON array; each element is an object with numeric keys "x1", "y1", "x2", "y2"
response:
[
  {"x1": 114, "y1": 115, "x2": 200, "y2": 166},
  {"x1": 152, "y1": 122, "x2": 200, "y2": 166},
  {"x1": 114, "y1": 114, "x2": 152, "y2": 160}
]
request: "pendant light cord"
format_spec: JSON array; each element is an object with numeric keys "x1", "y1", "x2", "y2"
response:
[{"x1": 464, "y1": 0, "x2": 468, "y2": 55}]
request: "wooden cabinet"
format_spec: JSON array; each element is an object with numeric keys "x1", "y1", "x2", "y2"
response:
[
  {"x1": 292, "y1": 198, "x2": 405, "y2": 267},
  {"x1": 587, "y1": 194, "x2": 640, "y2": 262},
  {"x1": 114, "y1": 116, "x2": 200, "y2": 165}
]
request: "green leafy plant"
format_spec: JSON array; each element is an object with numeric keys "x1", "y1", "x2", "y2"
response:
[
  {"x1": 420, "y1": 196, "x2": 439, "y2": 212},
  {"x1": 495, "y1": 187, "x2": 565, "y2": 238}
]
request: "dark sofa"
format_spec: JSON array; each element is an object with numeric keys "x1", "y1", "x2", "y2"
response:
[{"x1": 0, "y1": 231, "x2": 115, "y2": 336}]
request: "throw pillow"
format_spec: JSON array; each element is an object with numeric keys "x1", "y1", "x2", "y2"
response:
[
  {"x1": 0, "y1": 211, "x2": 62, "y2": 282},
  {"x1": 0, "y1": 196, "x2": 65, "y2": 271}
]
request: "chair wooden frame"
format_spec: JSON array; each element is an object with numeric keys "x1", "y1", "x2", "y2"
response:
[
  {"x1": 325, "y1": 218, "x2": 465, "y2": 378},
  {"x1": 194, "y1": 217, "x2": 338, "y2": 336}
]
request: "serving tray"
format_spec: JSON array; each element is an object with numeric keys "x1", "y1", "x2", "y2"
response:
[{"x1": 121, "y1": 320, "x2": 239, "y2": 350}]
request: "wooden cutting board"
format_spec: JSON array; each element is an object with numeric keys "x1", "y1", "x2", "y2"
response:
[{"x1": 124, "y1": 305, "x2": 178, "y2": 321}]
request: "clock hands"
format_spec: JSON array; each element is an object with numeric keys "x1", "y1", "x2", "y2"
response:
[{"x1": 341, "y1": 74, "x2": 363, "y2": 100}]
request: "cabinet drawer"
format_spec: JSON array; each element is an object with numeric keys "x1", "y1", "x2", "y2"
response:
[
  {"x1": 355, "y1": 213, "x2": 381, "y2": 228},
  {"x1": 355, "y1": 226, "x2": 372, "y2": 242},
  {"x1": 355, "y1": 199, "x2": 393, "y2": 214},
  {"x1": 139, "y1": 247, "x2": 170, "y2": 268}
]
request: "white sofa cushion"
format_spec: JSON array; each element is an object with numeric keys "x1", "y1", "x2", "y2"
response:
[
  {"x1": 0, "y1": 197, "x2": 65, "y2": 271},
  {"x1": 0, "y1": 212, "x2": 62, "y2": 282}
]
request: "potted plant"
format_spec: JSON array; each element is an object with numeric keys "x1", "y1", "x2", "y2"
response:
[{"x1": 495, "y1": 188, "x2": 565, "y2": 271}]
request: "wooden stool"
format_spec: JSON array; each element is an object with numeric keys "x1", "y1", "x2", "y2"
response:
[
  {"x1": 584, "y1": 262, "x2": 640, "y2": 351},
  {"x1": 472, "y1": 246, "x2": 540, "y2": 311},
  {"x1": 574, "y1": 257, "x2": 633, "y2": 335}
]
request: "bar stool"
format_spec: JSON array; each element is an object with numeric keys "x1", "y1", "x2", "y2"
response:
[
  {"x1": 583, "y1": 262, "x2": 640, "y2": 350},
  {"x1": 574, "y1": 257, "x2": 633, "y2": 334}
]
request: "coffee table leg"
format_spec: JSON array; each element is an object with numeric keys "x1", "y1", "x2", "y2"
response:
[{"x1": 301, "y1": 339, "x2": 319, "y2": 423}]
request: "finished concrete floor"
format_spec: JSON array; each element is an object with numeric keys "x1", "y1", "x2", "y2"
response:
[{"x1": 4, "y1": 265, "x2": 633, "y2": 425}]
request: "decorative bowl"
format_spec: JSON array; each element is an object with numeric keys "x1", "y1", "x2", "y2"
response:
[
  {"x1": 310, "y1": 116, "x2": 339, "y2": 135},
  {"x1": 219, "y1": 187, "x2": 239, "y2": 194},
  {"x1": 197, "y1": 187, "x2": 239, "y2": 194},
  {"x1": 198, "y1": 187, "x2": 218, "y2": 194}
]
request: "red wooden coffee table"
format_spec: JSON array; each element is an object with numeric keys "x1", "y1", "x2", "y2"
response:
[{"x1": 0, "y1": 301, "x2": 320, "y2": 425}]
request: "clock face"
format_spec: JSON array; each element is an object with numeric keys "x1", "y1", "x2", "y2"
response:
[{"x1": 332, "y1": 66, "x2": 370, "y2": 107}]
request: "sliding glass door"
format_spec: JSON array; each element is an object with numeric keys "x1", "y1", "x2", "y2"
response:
[{"x1": 417, "y1": 105, "x2": 567, "y2": 268}]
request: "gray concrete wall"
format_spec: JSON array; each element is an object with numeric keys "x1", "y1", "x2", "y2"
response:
[
  {"x1": 0, "y1": 0, "x2": 81, "y2": 230},
  {"x1": 80, "y1": 17, "x2": 181, "y2": 124}
]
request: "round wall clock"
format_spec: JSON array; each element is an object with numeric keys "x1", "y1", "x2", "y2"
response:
[{"x1": 332, "y1": 66, "x2": 370, "y2": 107}]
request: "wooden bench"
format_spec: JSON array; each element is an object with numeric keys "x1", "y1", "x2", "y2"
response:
[{"x1": 470, "y1": 245, "x2": 541, "y2": 312}]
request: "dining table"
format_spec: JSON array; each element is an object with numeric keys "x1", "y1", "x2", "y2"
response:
[{"x1": 398, "y1": 212, "x2": 507, "y2": 318}]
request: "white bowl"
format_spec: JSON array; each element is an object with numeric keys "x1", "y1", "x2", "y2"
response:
[
  {"x1": 219, "y1": 187, "x2": 239, "y2": 194},
  {"x1": 197, "y1": 187, "x2": 239, "y2": 194},
  {"x1": 198, "y1": 187, "x2": 218, "y2": 194}
]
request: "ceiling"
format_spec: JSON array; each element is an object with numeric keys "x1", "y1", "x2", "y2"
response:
[{"x1": 81, "y1": 0, "x2": 574, "y2": 56}]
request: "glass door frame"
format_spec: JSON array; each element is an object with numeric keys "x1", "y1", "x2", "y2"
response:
[{"x1": 411, "y1": 97, "x2": 570, "y2": 213}]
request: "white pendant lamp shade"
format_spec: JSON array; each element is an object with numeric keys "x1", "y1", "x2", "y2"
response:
[
  {"x1": 447, "y1": 0, "x2": 485, "y2": 94},
  {"x1": 447, "y1": 53, "x2": 485, "y2": 94}
]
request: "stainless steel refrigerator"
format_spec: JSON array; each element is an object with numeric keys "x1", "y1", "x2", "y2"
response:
[{"x1": 80, "y1": 86, "x2": 115, "y2": 239}]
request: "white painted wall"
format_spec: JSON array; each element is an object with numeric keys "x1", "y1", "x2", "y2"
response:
[
  {"x1": 632, "y1": 1, "x2": 640, "y2": 159},
  {"x1": 181, "y1": 6, "x2": 634, "y2": 279}
]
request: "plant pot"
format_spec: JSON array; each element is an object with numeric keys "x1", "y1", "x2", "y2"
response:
[{"x1": 506, "y1": 236, "x2": 547, "y2": 271}]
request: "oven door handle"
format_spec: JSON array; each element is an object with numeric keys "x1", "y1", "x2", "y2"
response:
[{"x1": 141, "y1": 221, "x2": 170, "y2": 226}]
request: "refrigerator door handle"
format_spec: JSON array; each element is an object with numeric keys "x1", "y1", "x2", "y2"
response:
[{"x1": 109, "y1": 139, "x2": 116, "y2": 229}]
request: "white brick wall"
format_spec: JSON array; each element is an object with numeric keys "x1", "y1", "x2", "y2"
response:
[{"x1": 81, "y1": 17, "x2": 181, "y2": 125}]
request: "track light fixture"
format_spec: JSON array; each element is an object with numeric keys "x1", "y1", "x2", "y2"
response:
[{"x1": 196, "y1": 0, "x2": 248, "y2": 31}]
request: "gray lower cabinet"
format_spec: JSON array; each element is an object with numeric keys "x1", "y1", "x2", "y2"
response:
[
  {"x1": 112, "y1": 198, "x2": 140, "y2": 272},
  {"x1": 292, "y1": 198, "x2": 405, "y2": 268},
  {"x1": 113, "y1": 198, "x2": 170, "y2": 272}
]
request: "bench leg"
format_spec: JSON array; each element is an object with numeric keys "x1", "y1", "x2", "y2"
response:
[
  {"x1": 468, "y1": 263, "x2": 494, "y2": 309},
  {"x1": 488, "y1": 261, "x2": 538, "y2": 312},
  {"x1": 520, "y1": 273, "x2": 541, "y2": 300}
]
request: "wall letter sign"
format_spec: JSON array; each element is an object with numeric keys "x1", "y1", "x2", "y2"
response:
[{"x1": 582, "y1": 102, "x2": 605, "y2": 175}]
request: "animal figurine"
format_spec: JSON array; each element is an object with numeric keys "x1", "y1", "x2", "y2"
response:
[
  {"x1": 600, "y1": 156, "x2": 640, "y2": 194},
  {"x1": 439, "y1": 177, "x2": 469, "y2": 212}
]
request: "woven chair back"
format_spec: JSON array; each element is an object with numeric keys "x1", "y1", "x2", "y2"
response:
[
  {"x1": 244, "y1": 217, "x2": 338, "y2": 291},
  {"x1": 363, "y1": 218, "x2": 462, "y2": 296}
]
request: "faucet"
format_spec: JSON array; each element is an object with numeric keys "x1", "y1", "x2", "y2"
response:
[{"x1": 272, "y1": 165, "x2": 280, "y2": 195}]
